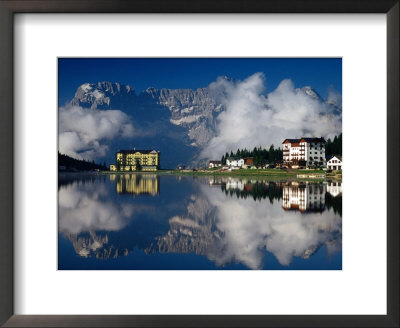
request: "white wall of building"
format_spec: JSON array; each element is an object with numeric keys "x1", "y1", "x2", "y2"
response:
[
  {"x1": 327, "y1": 156, "x2": 342, "y2": 170},
  {"x1": 227, "y1": 158, "x2": 244, "y2": 167},
  {"x1": 209, "y1": 162, "x2": 221, "y2": 168},
  {"x1": 283, "y1": 139, "x2": 326, "y2": 167}
]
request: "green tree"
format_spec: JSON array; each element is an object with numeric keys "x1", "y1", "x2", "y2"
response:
[
  {"x1": 268, "y1": 145, "x2": 275, "y2": 163},
  {"x1": 325, "y1": 133, "x2": 342, "y2": 157}
]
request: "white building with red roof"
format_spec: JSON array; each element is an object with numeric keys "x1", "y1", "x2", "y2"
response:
[{"x1": 282, "y1": 137, "x2": 326, "y2": 168}]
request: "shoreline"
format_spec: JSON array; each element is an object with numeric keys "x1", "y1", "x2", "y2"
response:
[{"x1": 95, "y1": 169, "x2": 342, "y2": 182}]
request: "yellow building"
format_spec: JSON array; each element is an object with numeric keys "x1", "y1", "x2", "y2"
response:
[{"x1": 110, "y1": 148, "x2": 160, "y2": 171}]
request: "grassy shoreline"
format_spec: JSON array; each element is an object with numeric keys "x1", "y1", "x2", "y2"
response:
[{"x1": 98, "y1": 168, "x2": 342, "y2": 181}]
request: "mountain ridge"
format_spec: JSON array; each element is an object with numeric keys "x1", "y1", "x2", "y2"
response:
[{"x1": 66, "y1": 79, "x2": 341, "y2": 167}]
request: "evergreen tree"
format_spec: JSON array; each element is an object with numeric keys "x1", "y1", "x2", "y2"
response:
[
  {"x1": 325, "y1": 133, "x2": 342, "y2": 157},
  {"x1": 268, "y1": 145, "x2": 275, "y2": 163},
  {"x1": 219, "y1": 143, "x2": 284, "y2": 168}
]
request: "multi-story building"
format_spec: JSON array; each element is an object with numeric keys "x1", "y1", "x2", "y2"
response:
[
  {"x1": 282, "y1": 137, "x2": 326, "y2": 168},
  {"x1": 110, "y1": 148, "x2": 160, "y2": 171}
]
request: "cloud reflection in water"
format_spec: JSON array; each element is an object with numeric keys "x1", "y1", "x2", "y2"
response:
[
  {"x1": 59, "y1": 182, "x2": 135, "y2": 235},
  {"x1": 59, "y1": 175, "x2": 342, "y2": 269},
  {"x1": 151, "y1": 179, "x2": 341, "y2": 269}
]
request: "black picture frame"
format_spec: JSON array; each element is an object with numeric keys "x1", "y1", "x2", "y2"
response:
[{"x1": 0, "y1": 0, "x2": 398, "y2": 327}]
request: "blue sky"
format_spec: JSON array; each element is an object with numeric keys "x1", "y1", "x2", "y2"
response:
[{"x1": 58, "y1": 58, "x2": 342, "y2": 106}]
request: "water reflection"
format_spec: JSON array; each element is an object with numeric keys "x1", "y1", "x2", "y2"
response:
[
  {"x1": 59, "y1": 182, "x2": 135, "y2": 235},
  {"x1": 59, "y1": 175, "x2": 154, "y2": 258},
  {"x1": 209, "y1": 176, "x2": 283, "y2": 202},
  {"x1": 327, "y1": 181, "x2": 342, "y2": 197},
  {"x1": 58, "y1": 174, "x2": 342, "y2": 269},
  {"x1": 283, "y1": 181, "x2": 325, "y2": 212},
  {"x1": 112, "y1": 173, "x2": 160, "y2": 196}
]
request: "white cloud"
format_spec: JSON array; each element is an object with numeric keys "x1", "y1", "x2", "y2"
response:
[
  {"x1": 200, "y1": 73, "x2": 342, "y2": 160},
  {"x1": 59, "y1": 104, "x2": 135, "y2": 160}
]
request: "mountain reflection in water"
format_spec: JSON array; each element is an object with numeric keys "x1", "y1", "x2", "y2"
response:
[{"x1": 58, "y1": 173, "x2": 342, "y2": 270}]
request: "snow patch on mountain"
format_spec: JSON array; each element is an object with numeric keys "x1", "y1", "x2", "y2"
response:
[
  {"x1": 170, "y1": 114, "x2": 202, "y2": 125},
  {"x1": 297, "y1": 86, "x2": 323, "y2": 101},
  {"x1": 80, "y1": 83, "x2": 92, "y2": 93},
  {"x1": 181, "y1": 106, "x2": 194, "y2": 114},
  {"x1": 91, "y1": 89, "x2": 104, "y2": 100}
]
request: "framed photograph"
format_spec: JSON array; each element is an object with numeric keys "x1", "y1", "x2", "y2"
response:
[
  {"x1": 0, "y1": 0, "x2": 398, "y2": 327},
  {"x1": 57, "y1": 57, "x2": 343, "y2": 271}
]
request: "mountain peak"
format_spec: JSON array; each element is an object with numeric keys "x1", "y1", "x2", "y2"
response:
[
  {"x1": 297, "y1": 86, "x2": 322, "y2": 101},
  {"x1": 218, "y1": 75, "x2": 234, "y2": 83},
  {"x1": 72, "y1": 81, "x2": 136, "y2": 110}
]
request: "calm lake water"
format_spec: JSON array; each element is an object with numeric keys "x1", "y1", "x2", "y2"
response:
[{"x1": 58, "y1": 173, "x2": 342, "y2": 270}]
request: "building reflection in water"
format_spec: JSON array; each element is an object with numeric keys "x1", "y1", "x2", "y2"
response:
[
  {"x1": 282, "y1": 181, "x2": 326, "y2": 213},
  {"x1": 327, "y1": 181, "x2": 342, "y2": 197},
  {"x1": 111, "y1": 174, "x2": 160, "y2": 196},
  {"x1": 210, "y1": 177, "x2": 327, "y2": 213},
  {"x1": 209, "y1": 176, "x2": 256, "y2": 189}
]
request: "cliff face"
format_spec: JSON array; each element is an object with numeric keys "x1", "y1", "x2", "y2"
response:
[
  {"x1": 70, "y1": 82, "x2": 225, "y2": 149},
  {"x1": 152, "y1": 87, "x2": 224, "y2": 147}
]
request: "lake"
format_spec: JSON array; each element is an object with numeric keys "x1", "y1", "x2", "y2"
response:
[{"x1": 58, "y1": 173, "x2": 342, "y2": 270}]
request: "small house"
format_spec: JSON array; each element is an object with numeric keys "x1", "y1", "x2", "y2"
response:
[
  {"x1": 226, "y1": 157, "x2": 244, "y2": 168},
  {"x1": 327, "y1": 156, "x2": 342, "y2": 171},
  {"x1": 242, "y1": 157, "x2": 254, "y2": 169},
  {"x1": 208, "y1": 160, "x2": 222, "y2": 168}
]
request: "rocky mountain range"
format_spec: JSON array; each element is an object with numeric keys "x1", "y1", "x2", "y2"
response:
[
  {"x1": 68, "y1": 80, "x2": 341, "y2": 167},
  {"x1": 71, "y1": 81, "x2": 225, "y2": 149}
]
